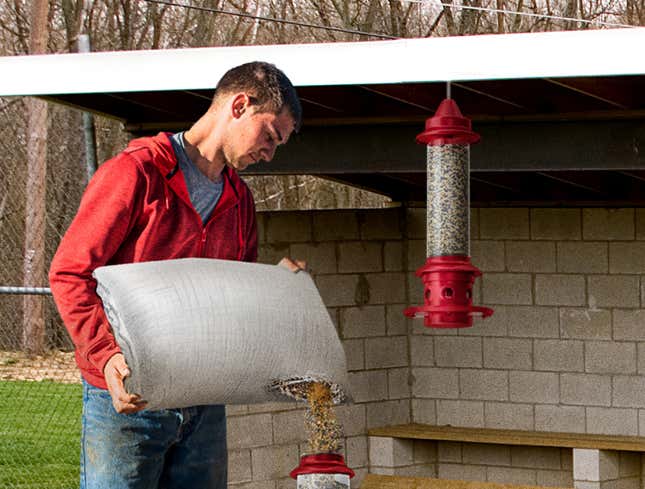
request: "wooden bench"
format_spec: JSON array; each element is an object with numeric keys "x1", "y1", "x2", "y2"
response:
[
  {"x1": 366, "y1": 424, "x2": 645, "y2": 488},
  {"x1": 362, "y1": 474, "x2": 573, "y2": 489}
]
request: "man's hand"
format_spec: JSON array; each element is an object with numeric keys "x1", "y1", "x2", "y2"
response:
[
  {"x1": 103, "y1": 353, "x2": 147, "y2": 414},
  {"x1": 278, "y1": 257, "x2": 307, "y2": 273}
]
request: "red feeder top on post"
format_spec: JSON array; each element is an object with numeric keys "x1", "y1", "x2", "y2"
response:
[{"x1": 417, "y1": 98, "x2": 481, "y2": 146}]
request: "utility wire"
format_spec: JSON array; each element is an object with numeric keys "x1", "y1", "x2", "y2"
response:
[
  {"x1": 404, "y1": 0, "x2": 635, "y2": 29},
  {"x1": 141, "y1": 0, "x2": 398, "y2": 39}
]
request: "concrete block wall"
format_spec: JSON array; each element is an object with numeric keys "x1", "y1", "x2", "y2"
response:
[
  {"x1": 226, "y1": 206, "x2": 645, "y2": 489},
  {"x1": 411, "y1": 208, "x2": 645, "y2": 439},
  {"x1": 227, "y1": 208, "x2": 409, "y2": 489}
]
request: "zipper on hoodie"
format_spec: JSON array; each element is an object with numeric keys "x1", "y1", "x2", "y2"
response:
[{"x1": 199, "y1": 228, "x2": 207, "y2": 257}]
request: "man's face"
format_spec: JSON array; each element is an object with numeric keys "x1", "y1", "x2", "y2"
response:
[{"x1": 226, "y1": 104, "x2": 296, "y2": 172}]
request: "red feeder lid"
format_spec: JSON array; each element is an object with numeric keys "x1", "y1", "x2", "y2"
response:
[
  {"x1": 417, "y1": 98, "x2": 480, "y2": 146},
  {"x1": 290, "y1": 453, "x2": 355, "y2": 479}
]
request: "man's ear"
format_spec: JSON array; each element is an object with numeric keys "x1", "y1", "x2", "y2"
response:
[{"x1": 231, "y1": 93, "x2": 250, "y2": 119}]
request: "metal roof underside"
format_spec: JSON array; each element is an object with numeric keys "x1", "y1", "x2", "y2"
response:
[{"x1": 3, "y1": 28, "x2": 645, "y2": 206}]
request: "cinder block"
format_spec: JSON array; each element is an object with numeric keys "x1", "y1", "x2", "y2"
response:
[
  {"x1": 227, "y1": 414, "x2": 274, "y2": 449},
  {"x1": 348, "y1": 370, "x2": 388, "y2": 403},
  {"x1": 576, "y1": 482, "x2": 601, "y2": 489},
  {"x1": 234, "y1": 480, "x2": 276, "y2": 489},
  {"x1": 437, "y1": 400, "x2": 484, "y2": 427},
  {"x1": 586, "y1": 407, "x2": 638, "y2": 436},
  {"x1": 247, "y1": 401, "x2": 299, "y2": 414},
  {"x1": 534, "y1": 339, "x2": 584, "y2": 372},
  {"x1": 386, "y1": 304, "x2": 408, "y2": 336},
  {"x1": 346, "y1": 435, "x2": 368, "y2": 468},
  {"x1": 256, "y1": 212, "x2": 267, "y2": 244},
  {"x1": 388, "y1": 368, "x2": 411, "y2": 399},
  {"x1": 471, "y1": 240, "x2": 505, "y2": 271},
  {"x1": 613, "y1": 310, "x2": 645, "y2": 340},
  {"x1": 486, "y1": 466, "x2": 537, "y2": 485},
  {"x1": 407, "y1": 271, "x2": 424, "y2": 305},
  {"x1": 438, "y1": 463, "x2": 488, "y2": 482},
  {"x1": 480, "y1": 208, "x2": 529, "y2": 239},
  {"x1": 531, "y1": 208, "x2": 581, "y2": 240},
  {"x1": 471, "y1": 208, "x2": 480, "y2": 240},
  {"x1": 507, "y1": 306, "x2": 559, "y2": 338},
  {"x1": 265, "y1": 212, "x2": 312, "y2": 243},
  {"x1": 434, "y1": 337, "x2": 482, "y2": 368},
  {"x1": 229, "y1": 449, "x2": 253, "y2": 483},
  {"x1": 359, "y1": 209, "x2": 402, "y2": 240},
  {"x1": 365, "y1": 336, "x2": 408, "y2": 369},
  {"x1": 227, "y1": 404, "x2": 248, "y2": 416},
  {"x1": 511, "y1": 446, "x2": 562, "y2": 470},
  {"x1": 561, "y1": 373, "x2": 611, "y2": 407},
  {"x1": 588, "y1": 276, "x2": 640, "y2": 308},
  {"x1": 639, "y1": 344, "x2": 645, "y2": 375},
  {"x1": 313, "y1": 211, "x2": 359, "y2": 241},
  {"x1": 407, "y1": 240, "x2": 426, "y2": 273},
  {"x1": 272, "y1": 409, "x2": 307, "y2": 445},
  {"x1": 411, "y1": 367, "x2": 459, "y2": 399},
  {"x1": 338, "y1": 242, "x2": 383, "y2": 273},
  {"x1": 482, "y1": 273, "x2": 533, "y2": 305},
  {"x1": 599, "y1": 477, "x2": 641, "y2": 489},
  {"x1": 536, "y1": 470, "x2": 574, "y2": 487},
  {"x1": 289, "y1": 242, "x2": 336, "y2": 275},
  {"x1": 463, "y1": 443, "x2": 511, "y2": 466},
  {"x1": 368, "y1": 437, "x2": 414, "y2": 467},
  {"x1": 574, "y1": 449, "x2": 620, "y2": 482},
  {"x1": 251, "y1": 444, "x2": 300, "y2": 480},
  {"x1": 413, "y1": 440, "x2": 437, "y2": 464},
  {"x1": 365, "y1": 273, "x2": 406, "y2": 304},
  {"x1": 315, "y1": 274, "x2": 360, "y2": 307},
  {"x1": 506, "y1": 241, "x2": 556, "y2": 272},
  {"x1": 257, "y1": 243, "x2": 290, "y2": 265},
  {"x1": 510, "y1": 371, "x2": 559, "y2": 404},
  {"x1": 610, "y1": 243, "x2": 645, "y2": 274},
  {"x1": 335, "y1": 403, "x2": 366, "y2": 437},
  {"x1": 535, "y1": 274, "x2": 586, "y2": 306},
  {"x1": 612, "y1": 376, "x2": 645, "y2": 408},
  {"x1": 483, "y1": 338, "x2": 532, "y2": 370},
  {"x1": 384, "y1": 241, "x2": 403, "y2": 272},
  {"x1": 437, "y1": 442, "x2": 462, "y2": 463},
  {"x1": 459, "y1": 369, "x2": 509, "y2": 401},
  {"x1": 619, "y1": 452, "x2": 641, "y2": 478},
  {"x1": 343, "y1": 339, "x2": 365, "y2": 371},
  {"x1": 535, "y1": 405, "x2": 585, "y2": 433},
  {"x1": 340, "y1": 305, "x2": 386, "y2": 338},
  {"x1": 405, "y1": 207, "x2": 426, "y2": 239},
  {"x1": 557, "y1": 242, "x2": 608, "y2": 273},
  {"x1": 583, "y1": 209, "x2": 634, "y2": 240},
  {"x1": 484, "y1": 402, "x2": 534, "y2": 431},
  {"x1": 366, "y1": 400, "x2": 411, "y2": 429},
  {"x1": 560, "y1": 308, "x2": 612, "y2": 340},
  {"x1": 410, "y1": 336, "x2": 434, "y2": 366},
  {"x1": 585, "y1": 342, "x2": 636, "y2": 374},
  {"x1": 392, "y1": 465, "x2": 437, "y2": 477},
  {"x1": 412, "y1": 398, "x2": 436, "y2": 425}
]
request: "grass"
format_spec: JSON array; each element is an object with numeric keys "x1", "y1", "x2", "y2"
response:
[{"x1": 0, "y1": 380, "x2": 82, "y2": 489}]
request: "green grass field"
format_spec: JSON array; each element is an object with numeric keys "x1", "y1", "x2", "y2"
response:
[{"x1": 0, "y1": 380, "x2": 82, "y2": 489}]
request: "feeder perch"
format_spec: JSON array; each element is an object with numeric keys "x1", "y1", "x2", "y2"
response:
[
  {"x1": 290, "y1": 453, "x2": 355, "y2": 489},
  {"x1": 404, "y1": 98, "x2": 494, "y2": 328}
]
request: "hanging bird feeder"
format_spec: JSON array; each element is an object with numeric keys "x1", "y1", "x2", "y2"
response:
[{"x1": 404, "y1": 96, "x2": 493, "y2": 328}]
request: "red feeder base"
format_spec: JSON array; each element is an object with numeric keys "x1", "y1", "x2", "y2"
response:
[
  {"x1": 404, "y1": 255, "x2": 493, "y2": 328},
  {"x1": 290, "y1": 453, "x2": 355, "y2": 479}
]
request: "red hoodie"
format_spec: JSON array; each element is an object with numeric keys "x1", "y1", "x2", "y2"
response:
[{"x1": 49, "y1": 132, "x2": 258, "y2": 389}]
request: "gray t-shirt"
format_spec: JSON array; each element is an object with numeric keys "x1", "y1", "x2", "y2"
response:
[{"x1": 170, "y1": 132, "x2": 223, "y2": 223}]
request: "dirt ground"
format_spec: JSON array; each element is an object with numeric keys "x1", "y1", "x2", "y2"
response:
[{"x1": 0, "y1": 350, "x2": 80, "y2": 383}]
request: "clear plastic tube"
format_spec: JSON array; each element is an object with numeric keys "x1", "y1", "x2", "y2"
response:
[{"x1": 426, "y1": 144, "x2": 470, "y2": 257}]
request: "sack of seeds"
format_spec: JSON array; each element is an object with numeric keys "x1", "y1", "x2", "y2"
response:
[{"x1": 93, "y1": 258, "x2": 351, "y2": 410}]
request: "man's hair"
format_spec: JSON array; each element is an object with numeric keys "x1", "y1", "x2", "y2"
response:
[{"x1": 213, "y1": 61, "x2": 302, "y2": 131}]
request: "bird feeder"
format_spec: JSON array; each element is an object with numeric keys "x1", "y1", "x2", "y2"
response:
[
  {"x1": 404, "y1": 97, "x2": 493, "y2": 328},
  {"x1": 290, "y1": 453, "x2": 355, "y2": 489}
]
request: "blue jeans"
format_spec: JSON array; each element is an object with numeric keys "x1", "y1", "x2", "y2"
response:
[{"x1": 81, "y1": 380, "x2": 227, "y2": 489}]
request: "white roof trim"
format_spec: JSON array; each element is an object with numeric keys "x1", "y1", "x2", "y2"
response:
[{"x1": 1, "y1": 27, "x2": 644, "y2": 97}]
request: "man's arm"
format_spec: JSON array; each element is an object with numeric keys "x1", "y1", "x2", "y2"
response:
[{"x1": 49, "y1": 154, "x2": 146, "y2": 411}]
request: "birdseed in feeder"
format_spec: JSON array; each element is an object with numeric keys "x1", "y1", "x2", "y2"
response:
[
  {"x1": 426, "y1": 144, "x2": 470, "y2": 257},
  {"x1": 296, "y1": 473, "x2": 350, "y2": 489}
]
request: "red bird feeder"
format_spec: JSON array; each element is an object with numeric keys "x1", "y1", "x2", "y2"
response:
[
  {"x1": 291, "y1": 453, "x2": 354, "y2": 489},
  {"x1": 404, "y1": 98, "x2": 493, "y2": 328}
]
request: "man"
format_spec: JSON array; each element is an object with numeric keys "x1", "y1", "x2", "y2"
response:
[{"x1": 49, "y1": 61, "x2": 303, "y2": 489}]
